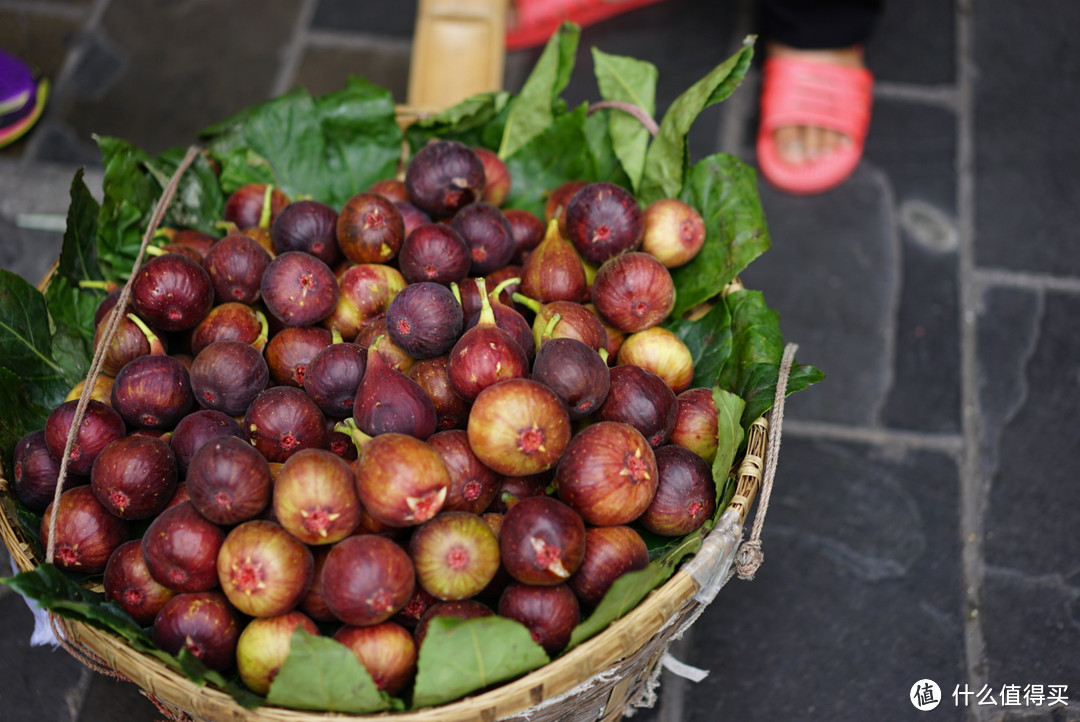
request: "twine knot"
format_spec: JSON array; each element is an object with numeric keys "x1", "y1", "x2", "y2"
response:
[{"x1": 734, "y1": 539, "x2": 764, "y2": 580}]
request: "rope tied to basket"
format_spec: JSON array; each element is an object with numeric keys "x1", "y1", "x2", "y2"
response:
[
  {"x1": 43, "y1": 144, "x2": 203, "y2": 564},
  {"x1": 733, "y1": 342, "x2": 796, "y2": 580},
  {"x1": 37, "y1": 145, "x2": 201, "y2": 719}
]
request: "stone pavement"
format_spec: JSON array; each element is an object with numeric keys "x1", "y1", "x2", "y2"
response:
[{"x1": 1, "y1": 1, "x2": 1078, "y2": 720}]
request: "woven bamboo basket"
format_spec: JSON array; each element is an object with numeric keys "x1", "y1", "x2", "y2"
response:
[{"x1": 0, "y1": 1, "x2": 793, "y2": 719}]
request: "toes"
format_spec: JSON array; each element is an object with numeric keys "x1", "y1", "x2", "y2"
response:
[{"x1": 774, "y1": 126, "x2": 803, "y2": 163}]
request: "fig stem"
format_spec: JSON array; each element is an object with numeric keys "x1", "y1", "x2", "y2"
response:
[
  {"x1": 258, "y1": 184, "x2": 274, "y2": 229},
  {"x1": 215, "y1": 220, "x2": 239, "y2": 234},
  {"x1": 450, "y1": 282, "x2": 462, "y2": 307},
  {"x1": 125, "y1": 313, "x2": 165, "y2": 355},
  {"x1": 475, "y1": 277, "x2": 496, "y2": 327},
  {"x1": 541, "y1": 312, "x2": 562, "y2": 342},
  {"x1": 598, "y1": 347, "x2": 610, "y2": 364},
  {"x1": 144, "y1": 245, "x2": 165, "y2": 257},
  {"x1": 587, "y1": 100, "x2": 660, "y2": 137},
  {"x1": 254, "y1": 310, "x2": 270, "y2": 351},
  {"x1": 335, "y1": 417, "x2": 372, "y2": 448},
  {"x1": 77, "y1": 280, "x2": 112, "y2": 290},
  {"x1": 331, "y1": 328, "x2": 344, "y2": 345},
  {"x1": 490, "y1": 276, "x2": 521, "y2": 302},
  {"x1": 511, "y1": 292, "x2": 542, "y2": 315}
]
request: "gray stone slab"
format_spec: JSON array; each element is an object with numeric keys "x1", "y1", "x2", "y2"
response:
[
  {"x1": 56, "y1": 0, "x2": 304, "y2": 157},
  {"x1": 864, "y1": 99, "x2": 957, "y2": 216},
  {"x1": 973, "y1": 0, "x2": 1080, "y2": 276},
  {"x1": 0, "y1": 590, "x2": 91, "y2": 722},
  {"x1": 979, "y1": 291, "x2": 1080, "y2": 696},
  {"x1": 740, "y1": 164, "x2": 898, "y2": 426},
  {"x1": 981, "y1": 291, "x2": 1080, "y2": 577},
  {"x1": 865, "y1": 0, "x2": 955, "y2": 85},
  {"x1": 76, "y1": 673, "x2": 160, "y2": 722},
  {"x1": 294, "y1": 43, "x2": 412, "y2": 105},
  {"x1": 312, "y1": 0, "x2": 418, "y2": 37},
  {"x1": 881, "y1": 232, "x2": 961, "y2": 433},
  {"x1": 681, "y1": 437, "x2": 965, "y2": 722}
]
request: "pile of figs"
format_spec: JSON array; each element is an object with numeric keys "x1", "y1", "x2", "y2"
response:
[{"x1": 11, "y1": 140, "x2": 723, "y2": 698}]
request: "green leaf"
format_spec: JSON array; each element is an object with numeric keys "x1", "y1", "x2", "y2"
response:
[
  {"x1": 201, "y1": 88, "x2": 331, "y2": 201},
  {"x1": 664, "y1": 299, "x2": 733, "y2": 389},
  {"x1": 267, "y1": 628, "x2": 393, "y2": 714},
  {"x1": 95, "y1": 136, "x2": 160, "y2": 283},
  {"x1": 498, "y1": 23, "x2": 580, "y2": 159},
  {"x1": 669, "y1": 152, "x2": 770, "y2": 319},
  {"x1": 314, "y1": 77, "x2": 403, "y2": 206},
  {"x1": 404, "y1": 91, "x2": 512, "y2": 151},
  {"x1": 719, "y1": 289, "x2": 824, "y2": 428},
  {"x1": 567, "y1": 562, "x2": 672, "y2": 649},
  {"x1": 582, "y1": 109, "x2": 633, "y2": 188},
  {"x1": 502, "y1": 105, "x2": 590, "y2": 218},
  {"x1": 711, "y1": 387, "x2": 746, "y2": 493},
  {"x1": 591, "y1": 48, "x2": 658, "y2": 191},
  {"x1": 638, "y1": 39, "x2": 754, "y2": 204},
  {"x1": 0, "y1": 270, "x2": 67, "y2": 390},
  {"x1": 144, "y1": 147, "x2": 225, "y2": 235},
  {"x1": 411, "y1": 616, "x2": 549, "y2": 708},
  {"x1": 44, "y1": 169, "x2": 106, "y2": 389},
  {"x1": 0, "y1": 368, "x2": 58, "y2": 470}
]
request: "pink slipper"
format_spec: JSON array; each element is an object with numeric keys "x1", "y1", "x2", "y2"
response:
[
  {"x1": 756, "y1": 55, "x2": 873, "y2": 195},
  {"x1": 506, "y1": 0, "x2": 667, "y2": 51}
]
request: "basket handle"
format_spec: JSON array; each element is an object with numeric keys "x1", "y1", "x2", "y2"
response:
[{"x1": 407, "y1": 0, "x2": 507, "y2": 112}]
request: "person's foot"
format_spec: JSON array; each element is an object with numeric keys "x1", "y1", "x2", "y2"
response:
[{"x1": 764, "y1": 42, "x2": 864, "y2": 166}]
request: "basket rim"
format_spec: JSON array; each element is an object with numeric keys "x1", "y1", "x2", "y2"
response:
[{"x1": 0, "y1": 469, "x2": 729, "y2": 721}]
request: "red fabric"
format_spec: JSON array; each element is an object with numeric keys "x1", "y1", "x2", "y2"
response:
[{"x1": 506, "y1": 0, "x2": 667, "y2": 51}]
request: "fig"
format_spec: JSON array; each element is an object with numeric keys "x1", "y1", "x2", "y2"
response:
[
  {"x1": 188, "y1": 302, "x2": 268, "y2": 355},
  {"x1": 217, "y1": 520, "x2": 315, "y2": 617},
  {"x1": 531, "y1": 336, "x2": 610, "y2": 419},
  {"x1": 264, "y1": 325, "x2": 333, "y2": 388},
  {"x1": 597, "y1": 364, "x2": 678, "y2": 447},
  {"x1": 303, "y1": 337, "x2": 367, "y2": 418},
  {"x1": 640, "y1": 444, "x2": 716, "y2": 536},
  {"x1": 353, "y1": 338, "x2": 437, "y2": 440},
  {"x1": 564, "y1": 181, "x2": 643, "y2": 265},
  {"x1": 448, "y1": 279, "x2": 529, "y2": 402},
  {"x1": 13, "y1": 429, "x2": 73, "y2": 512},
  {"x1": 670, "y1": 387, "x2": 720, "y2": 462},
  {"x1": 237, "y1": 611, "x2": 319, "y2": 695},
  {"x1": 141, "y1": 500, "x2": 224, "y2": 592},
  {"x1": 223, "y1": 183, "x2": 288, "y2": 231},
  {"x1": 151, "y1": 591, "x2": 240, "y2": 672},
  {"x1": 40, "y1": 485, "x2": 129, "y2": 574},
  {"x1": 111, "y1": 353, "x2": 194, "y2": 430},
  {"x1": 567, "y1": 525, "x2": 650, "y2": 607},
  {"x1": 272, "y1": 200, "x2": 341, "y2": 266},
  {"x1": 202, "y1": 233, "x2": 271, "y2": 304},
  {"x1": 409, "y1": 511, "x2": 501, "y2": 601},
  {"x1": 272, "y1": 448, "x2": 360, "y2": 545},
  {"x1": 591, "y1": 252, "x2": 675, "y2": 333},
  {"x1": 397, "y1": 223, "x2": 472, "y2": 286},
  {"x1": 90, "y1": 434, "x2": 178, "y2": 519},
  {"x1": 186, "y1": 435, "x2": 273, "y2": 525},
  {"x1": 190, "y1": 339, "x2": 270, "y2": 415},
  {"x1": 333, "y1": 622, "x2": 417, "y2": 696},
  {"x1": 322, "y1": 534, "x2": 415, "y2": 626},
  {"x1": 450, "y1": 202, "x2": 515, "y2": 275},
  {"x1": 404, "y1": 140, "x2": 485, "y2": 218},
  {"x1": 245, "y1": 386, "x2": 329, "y2": 462},
  {"x1": 499, "y1": 496, "x2": 585, "y2": 586},
  {"x1": 615, "y1": 326, "x2": 694, "y2": 393},
  {"x1": 554, "y1": 420, "x2": 658, "y2": 526},
  {"x1": 104, "y1": 539, "x2": 176, "y2": 626},
  {"x1": 260, "y1": 251, "x2": 339, "y2": 327},
  {"x1": 169, "y1": 408, "x2": 245, "y2": 473},
  {"x1": 407, "y1": 355, "x2": 471, "y2": 431},
  {"x1": 337, "y1": 192, "x2": 406, "y2": 264},
  {"x1": 427, "y1": 429, "x2": 500, "y2": 514},
  {"x1": 498, "y1": 582, "x2": 579, "y2": 656},
  {"x1": 322, "y1": 263, "x2": 406, "y2": 339},
  {"x1": 473, "y1": 146, "x2": 511, "y2": 206},
  {"x1": 466, "y1": 378, "x2": 571, "y2": 477},
  {"x1": 639, "y1": 197, "x2": 706, "y2": 267},
  {"x1": 386, "y1": 281, "x2": 464, "y2": 359},
  {"x1": 520, "y1": 219, "x2": 587, "y2": 303},
  {"x1": 44, "y1": 399, "x2": 126, "y2": 477},
  {"x1": 131, "y1": 253, "x2": 215, "y2": 331},
  {"x1": 353, "y1": 432, "x2": 451, "y2": 527}
]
